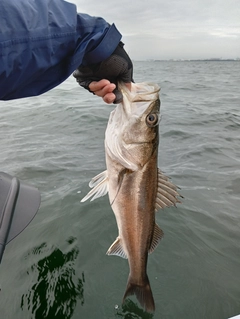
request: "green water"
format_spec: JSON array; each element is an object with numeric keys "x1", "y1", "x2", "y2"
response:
[{"x1": 0, "y1": 61, "x2": 240, "y2": 319}]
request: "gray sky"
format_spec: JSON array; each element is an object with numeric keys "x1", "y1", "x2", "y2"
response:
[{"x1": 72, "y1": 0, "x2": 240, "y2": 60}]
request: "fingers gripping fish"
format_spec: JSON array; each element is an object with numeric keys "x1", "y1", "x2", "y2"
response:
[{"x1": 81, "y1": 82, "x2": 182, "y2": 313}]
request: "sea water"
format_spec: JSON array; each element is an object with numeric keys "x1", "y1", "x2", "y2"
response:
[{"x1": 0, "y1": 61, "x2": 239, "y2": 319}]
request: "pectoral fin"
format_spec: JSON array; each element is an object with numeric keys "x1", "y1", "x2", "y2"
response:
[
  {"x1": 155, "y1": 169, "x2": 182, "y2": 211},
  {"x1": 81, "y1": 170, "x2": 108, "y2": 202},
  {"x1": 106, "y1": 237, "x2": 128, "y2": 259},
  {"x1": 148, "y1": 223, "x2": 164, "y2": 254}
]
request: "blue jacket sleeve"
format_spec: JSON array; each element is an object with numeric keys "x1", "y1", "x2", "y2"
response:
[{"x1": 0, "y1": 0, "x2": 122, "y2": 100}]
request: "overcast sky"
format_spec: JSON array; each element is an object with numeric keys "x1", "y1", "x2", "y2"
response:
[{"x1": 72, "y1": 0, "x2": 240, "y2": 60}]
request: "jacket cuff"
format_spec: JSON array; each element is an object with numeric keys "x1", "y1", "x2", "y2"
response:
[{"x1": 84, "y1": 24, "x2": 122, "y2": 65}]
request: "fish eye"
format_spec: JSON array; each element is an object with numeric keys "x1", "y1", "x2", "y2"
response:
[{"x1": 146, "y1": 113, "x2": 159, "y2": 127}]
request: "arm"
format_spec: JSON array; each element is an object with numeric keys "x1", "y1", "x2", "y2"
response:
[{"x1": 0, "y1": 0, "x2": 122, "y2": 100}]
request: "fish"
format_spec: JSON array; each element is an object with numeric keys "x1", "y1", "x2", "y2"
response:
[{"x1": 81, "y1": 82, "x2": 181, "y2": 313}]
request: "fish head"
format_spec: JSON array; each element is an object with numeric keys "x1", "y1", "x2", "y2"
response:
[{"x1": 105, "y1": 82, "x2": 160, "y2": 171}]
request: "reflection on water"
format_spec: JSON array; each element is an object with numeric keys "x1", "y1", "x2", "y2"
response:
[
  {"x1": 115, "y1": 299, "x2": 154, "y2": 319},
  {"x1": 21, "y1": 237, "x2": 84, "y2": 319}
]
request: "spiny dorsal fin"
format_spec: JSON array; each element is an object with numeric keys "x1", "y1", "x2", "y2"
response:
[
  {"x1": 106, "y1": 237, "x2": 128, "y2": 259},
  {"x1": 155, "y1": 169, "x2": 182, "y2": 211},
  {"x1": 81, "y1": 170, "x2": 108, "y2": 202},
  {"x1": 148, "y1": 223, "x2": 164, "y2": 254}
]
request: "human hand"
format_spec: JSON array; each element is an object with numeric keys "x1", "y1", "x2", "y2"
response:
[
  {"x1": 88, "y1": 79, "x2": 131, "y2": 104},
  {"x1": 73, "y1": 42, "x2": 133, "y2": 104}
]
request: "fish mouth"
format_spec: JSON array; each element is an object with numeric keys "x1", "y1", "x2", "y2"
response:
[
  {"x1": 118, "y1": 82, "x2": 160, "y2": 99},
  {"x1": 118, "y1": 82, "x2": 160, "y2": 117}
]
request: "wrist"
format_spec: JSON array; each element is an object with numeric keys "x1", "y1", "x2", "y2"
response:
[{"x1": 83, "y1": 24, "x2": 122, "y2": 65}]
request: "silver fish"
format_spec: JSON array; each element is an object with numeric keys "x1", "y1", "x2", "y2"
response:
[{"x1": 81, "y1": 82, "x2": 181, "y2": 313}]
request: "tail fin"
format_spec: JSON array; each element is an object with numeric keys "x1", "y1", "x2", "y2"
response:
[{"x1": 122, "y1": 276, "x2": 155, "y2": 313}]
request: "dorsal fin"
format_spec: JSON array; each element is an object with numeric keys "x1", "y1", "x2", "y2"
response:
[
  {"x1": 155, "y1": 169, "x2": 182, "y2": 211},
  {"x1": 148, "y1": 223, "x2": 164, "y2": 254}
]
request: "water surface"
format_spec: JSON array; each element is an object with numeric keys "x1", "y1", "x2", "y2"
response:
[{"x1": 0, "y1": 61, "x2": 240, "y2": 319}]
